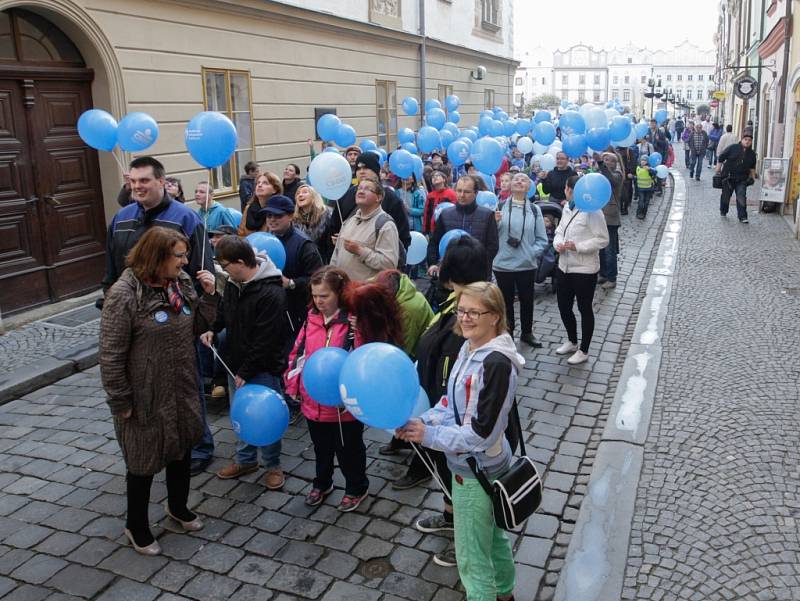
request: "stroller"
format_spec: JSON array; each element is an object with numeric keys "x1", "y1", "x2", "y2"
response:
[{"x1": 534, "y1": 200, "x2": 563, "y2": 293}]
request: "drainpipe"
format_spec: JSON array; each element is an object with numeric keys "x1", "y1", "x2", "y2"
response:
[
  {"x1": 418, "y1": 0, "x2": 426, "y2": 129},
  {"x1": 777, "y1": 0, "x2": 792, "y2": 124},
  {"x1": 753, "y1": 0, "x2": 766, "y2": 153}
]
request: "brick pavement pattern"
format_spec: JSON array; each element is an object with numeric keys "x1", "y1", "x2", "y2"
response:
[
  {"x1": 621, "y1": 178, "x2": 800, "y2": 600},
  {"x1": 0, "y1": 188, "x2": 671, "y2": 600}
]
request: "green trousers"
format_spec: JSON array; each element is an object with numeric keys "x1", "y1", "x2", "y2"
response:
[{"x1": 452, "y1": 475, "x2": 515, "y2": 601}]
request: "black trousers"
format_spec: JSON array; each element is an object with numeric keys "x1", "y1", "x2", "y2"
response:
[
  {"x1": 126, "y1": 450, "x2": 191, "y2": 539},
  {"x1": 494, "y1": 269, "x2": 536, "y2": 337},
  {"x1": 307, "y1": 419, "x2": 368, "y2": 496},
  {"x1": 556, "y1": 269, "x2": 597, "y2": 353}
]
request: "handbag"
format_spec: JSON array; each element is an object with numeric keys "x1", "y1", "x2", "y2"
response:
[
  {"x1": 712, "y1": 174, "x2": 724, "y2": 189},
  {"x1": 453, "y1": 394, "x2": 543, "y2": 531}
]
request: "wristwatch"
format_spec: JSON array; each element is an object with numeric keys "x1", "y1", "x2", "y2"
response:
[{"x1": 288, "y1": 279, "x2": 296, "y2": 290}]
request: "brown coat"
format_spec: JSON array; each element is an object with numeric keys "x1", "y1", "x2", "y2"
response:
[{"x1": 100, "y1": 268, "x2": 217, "y2": 476}]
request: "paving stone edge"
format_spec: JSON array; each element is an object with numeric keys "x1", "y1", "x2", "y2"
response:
[
  {"x1": 553, "y1": 170, "x2": 687, "y2": 601},
  {"x1": 0, "y1": 348, "x2": 99, "y2": 405}
]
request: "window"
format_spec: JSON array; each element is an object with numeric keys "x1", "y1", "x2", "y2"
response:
[
  {"x1": 623, "y1": 90, "x2": 631, "y2": 101},
  {"x1": 541, "y1": 77, "x2": 546, "y2": 85},
  {"x1": 484, "y1": 88, "x2": 495, "y2": 109},
  {"x1": 698, "y1": 74, "x2": 704, "y2": 81},
  {"x1": 537, "y1": 61, "x2": 541, "y2": 66},
  {"x1": 666, "y1": 74, "x2": 672, "y2": 81},
  {"x1": 515, "y1": 77, "x2": 523, "y2": 86},
  {"x1": 593, "y1": 90, "x2": 600, "y2": 102},
  {"x1": 677, "y1": 74, "x2": 682, "y2": 81},
  {"x1": 686, "y1": 89, "x2": 693, "y2": 100},
  {"x1": 627, "y1": 57, "x2": 632, "y2": 64},
  {"x1": 577, "y1": 94, "x2": 586, "y2": 104},
  {"x1": 613, "y1": 75, "x2": 619, "y2": 84},
  {"x1": 438, "y1": 83, "x2": 453, "y2": 106},
  {"x1": 579, "y1": 74, "x2": 586, "y2": 85},
  {"x1": 561, "y1": 74, "x2": 568, "y2": 85},
  {"x1": 376, "y1": 80, "x2": 398, "y2": 150},
  {"x1": 624, "y1": 75, "x2": 630, "y2": 84},
  {"x1": 202, "y1": 68, "x2": 254, "y2": 194},
  {"x1": 641, "y1": 75, "x2": 646, "y2": 84},
  {"x1": 593, "y1": 74, "x2": 600, "y2": 85},
  {"x1": 687, "y1": 74, "x2": 693, "y2": 81},
  {"x1": 707, "y1": 89, "x2": 714, "y2": 99},
  {"x1": 481, "y1": 0, "x2": 500, "y2": 27},
  {"x1": 612, "y1": 89, "x2": 619, "y2": 99},
  {"x1": 514, "y1": 93, "x2": 522, "y2": 104}
]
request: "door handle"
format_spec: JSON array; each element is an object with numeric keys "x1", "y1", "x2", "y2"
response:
[{"x1": 43, "y1": 195, "x2": 61, "y2": 206}]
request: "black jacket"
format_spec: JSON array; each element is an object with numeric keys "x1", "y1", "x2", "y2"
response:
[
  {"x1": 540, "y1": 166, "x2": 575, "y2": 202},
  {"x1": 277, "y1": 226, "x2": 323, "y2": 332},
  {"x1": 212, "y1": 260, "x2": 289, "y2": 380},
  {"x1": 415, "y1": 296, "x2": 464, "y2": 407},
  {"x1": 327, "y1": 184, "x2": 411, "y2": 250},
  {"x1": 239, "y1": 175, "x2": 256, "y2": 212},
  {"x1": 718, "y1": 143, "x2": 757, "y2": 183},
  {"x1": 282, "y1": 178, "x2": 301, "y2": 202},
  {"x1": 427, "y1": 200, "x2": 499, "y2": 266}
]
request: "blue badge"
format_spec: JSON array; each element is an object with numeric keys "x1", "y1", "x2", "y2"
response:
[
  {"x1": 182, "y1": 305, "x2": 192, "y2": 315},
  {"x1": 154, "y1": 311, "x2": 168, "y2": 323}
]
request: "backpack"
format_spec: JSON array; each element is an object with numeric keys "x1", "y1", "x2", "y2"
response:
[{"x1": 374, "y1": 213, "x2": 407, "y2": 270}]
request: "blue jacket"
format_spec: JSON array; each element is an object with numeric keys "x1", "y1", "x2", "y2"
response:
[
  {"x1": 196, "y1": 203, "x2": 238, "y2": 232},
  {"x1": 493, "y1": 199, "x2": 548, "y2": 272}
]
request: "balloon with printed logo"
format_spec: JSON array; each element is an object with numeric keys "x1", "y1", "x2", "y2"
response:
[
  {"x1": 417, "y1": 126, "x2": 441, "y2": 154},
  {"x1": 398, "y1": 128, "x2": 416, "y2": 144},
  {"x1": 402, "y1": 96, "x2": 419, "y2": 116},
  {"x1": 185, "y1": 111, "x2": 238, "y2": 168},
  {"x1": 389, "y1": 148, "x2": 415, "y2": 178},
  {"x1": 117, "y1": 112, "x2": 159, "y2": 152},
  {"x1": 447, "y1": 139, "x2": 471, "y2": 167},
  {"x1": 533, "y1": 121, "x2": 556, "y2": 146},
  {"x1": 539, "y1": 153, "x2": 556, "y2": 173},
  {"x1": 359, "y1": 138, "x2": 378, "y2": 152},
  {"x1": 562, "y1": 133, "x2": 587, "y2": 159},
  {"x1": 77, "y1": 109, "x2": 118, "y2": 152},
  {"x1": 427, "y1": 107, "x2": 447, "y2": 130},
  {"x1": 656, "y1": 164, "x2": 668, "y2": 179},
  {"x1": 649, "y1": 152, "x2": 663, "y2": 167},
  {"x1": 438, "y1": 228, "x2": 469, "y2": 259},
  {"x1": 303, "y1": 347, "x2": 349, "y2": 407},
  {"x1": 407, "y1": 231, "x2": 428, "y2": 265},
  {"x1": 231, "y1": 384, "x2": 288, "y2": 446},
  {"x1": 470, "y1": 137, "x2": 504, "y2": 174},
  {"x1": 585, "y1": 128, "x2": 611, "y2": 151},
  {"x1": 609, "y1": 115, "x2": 632, "y2": 142},
  {"x1": 559, "y1": 110, "x2": 586, "y2": 135},
  {"x1": 515, "y1": 118, "x2": 531, "y2": 136},
  {"x1": 447, "y1": 110, "x2": 461, "y2": 124},
  {"x1": 516, "y1": 136, "x2": 534, "y2": 155},
  {"x1": 634, "y1": 122, "x2": 650, "y2": 140},
  {"x1": 445, "y1": 95, "x2": 461, "y2": 111},
  {"x1": 654, "y1": 109, "x2": 669, "y2": 125},
  {"x1": 401, "y1": 142, "x2": 418, "y2": 155},
  {"x1": 334, "y1": 123, "x2": 357, "y2": 148},
  {"x1": 573, "y1": 172, "x2": 611, "y2": 211},
  {"x1": 316, "y1": 113, "x2": 341, "y2": 142},
  {"x1": 308, "y1": 151, "x2": 352, "y2": 200}
]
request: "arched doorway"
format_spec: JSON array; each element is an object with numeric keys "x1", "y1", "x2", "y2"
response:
[{"x1": 0, "y1": 7, "x2": 106, "y2": 314}]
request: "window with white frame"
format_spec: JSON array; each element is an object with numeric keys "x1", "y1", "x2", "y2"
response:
[
  {"x1": 698, "y1": 74, "x2": 704, "y2": 81},
  {"x1": 480, "y1": 0, "x2": 500, "y2": 27},
  {"x1": 593, "y1": 90, "x2": 600, "y2": 102},
  {"x1": 484, "y1": 88, "x2": 495, "y2": 109},
  {"x1": 593, "y1": 74, "x2": 600, "y2": 85},
  {"x1": 375, "y1": 79, "x2": 397, "y2": 150},
  {"x1": 686, "y1": 89, "x2": 693, "y2": 100},
  {"x1": 561, "y1": 74, "x2": 568, "y2": 85},
  {"x1": 515, "y1": 77, "x2": 523, "y2": 85},
  {"x1": 623, "y1": 89, "x2": 630, "y2": 101},
  {"x1": 613, "y1": 75, "x2": 619, "y2": 84}
]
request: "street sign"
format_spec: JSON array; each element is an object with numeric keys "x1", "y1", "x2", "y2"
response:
[
  {"x1": 712, "y1": 91, "x2": 727, "y2": 100},
  {"x1": 734, "y1": 76, "x2": 758, "y2": 100},
  {"x1": 710, "y1": 99, "x2": 720, "y2": 108}
]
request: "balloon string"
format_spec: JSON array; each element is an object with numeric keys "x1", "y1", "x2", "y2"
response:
[
  {"x1": 286, "y1": 312, "x2": 295, "y2": 332},
  {"x1": 201, "y1": 180, "x2": 209, "y2": 269},
  {"x1": 111, "y1": 148, "x2": 127, "y2": 175},
  {"x1": 209, "y1": 344, "x2": 236, "y2": 380},
  {"x1": 337, "y1": 411, "x2": 344, "y2": 447},
  {"x1": 410, "y1": 441, "x2": 452, "y2": 502},
  {"x1": 335, "y1": 199, "x2": 344, "y2": 229}
]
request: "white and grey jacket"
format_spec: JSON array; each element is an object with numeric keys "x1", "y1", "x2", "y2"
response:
[{"x1": 420, "y1": 334, "x2": 524, "y2": 479}]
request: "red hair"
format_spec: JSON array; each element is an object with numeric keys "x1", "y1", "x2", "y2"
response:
[{"x1": 345, "y1": 281, "x2": 403, "y2": 346}]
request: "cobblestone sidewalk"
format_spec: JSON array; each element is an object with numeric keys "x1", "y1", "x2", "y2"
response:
[
  {"x1": 0, "y1": 188, "x2": 671, "y2": 601},
  {"x1": 621, "y1": 177, "x2": 800, "y2": 600}
]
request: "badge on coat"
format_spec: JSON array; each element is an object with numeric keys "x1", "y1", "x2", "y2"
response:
[
  {"x1": 182, "y1": 305, "x2": 192, "y2": 316},
  {"x1": 154, "y1": 310, "x2": 169, "y2": 323}
]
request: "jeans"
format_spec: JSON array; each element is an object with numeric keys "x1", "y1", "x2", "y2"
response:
[
  {"x1": 556, "y1": 269, "x2": 598, "y2": 353},
  {"x1": 637, "y1": 189, "x2": 653, "y2": 217},
  {"x1": 707, "y1": 146, "x2": 716, "y2": 166},
  {"x1": 684, "y1": 144, "x2": 691, "y2": 168},
  {"x1": 599, "y1": 225, "x2": 619, "y2": 283},
  {"x1": 689, "y1": 153, "x2": 703, "y2": 179},
  {"x1": 720, "y1": 180, "x2": 749, "y2": 220},
  {"x1": 227, "y1": 373, "x2": 282, "y2": 467},
  {"x1": 493, "y1": 269, "x2": 536, "y2": 337},
  {"x1": 191, "y1": 343, "x2": 214, "y2": 462},
  {"x1": 306, "y1": 419, "x2": 368, "y2": 496},
  {"x1": 452, "y1": 476, "x2": 515, "y2": 601}
]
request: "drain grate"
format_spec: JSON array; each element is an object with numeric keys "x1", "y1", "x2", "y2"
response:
[
  {"x1": 41, "y1": 304, "x2": 101, "y2": 328},
  {"x1": 358, "y1": 558, "x2": 393, "y2": 579}
]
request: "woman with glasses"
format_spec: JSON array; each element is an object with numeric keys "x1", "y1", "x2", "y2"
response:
[
  {"x1": 100, "y1": 226, "x2": 217, "y2": 555},
  {"x1": 397, "y1": 281, "x2": 523, "y2": 601}
]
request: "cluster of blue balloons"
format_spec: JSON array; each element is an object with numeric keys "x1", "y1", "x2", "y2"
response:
[
  {"x1": 316, "y1": 114, "x2": 357, "y2": 148},
  {"x1": 78, "y1": 109, "x2": 159, "y2": 154}
]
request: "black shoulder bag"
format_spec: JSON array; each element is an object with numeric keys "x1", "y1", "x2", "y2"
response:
[{"x1": 452, "y1": 393, "x2": 543, "y2": 531}]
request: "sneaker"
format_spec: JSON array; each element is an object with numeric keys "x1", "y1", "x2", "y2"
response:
[
  {"x1": 265, "y1": 468, "x2": 285, "y2": 490},
  {"x1": 217, "y1": 463, "x2": 258, "y2": 480},
  {"x1": 601, "y1": 280, "x2": 617, "y2": 290},
  {"x1": 720, "y1": 212, "x2": 728, "y2": 217},
  {"x1": 567, "y1": 350, "x2": 589, "y2": 365},
  {"x1": 555, "y1": 341, "x2": 579, "y2": 355},
  {"x1": 739, "y1": 218, "x2": 749, "y2": 224},
  {"x1": 433, "y1": 543, "x2": 457, "y2": 567},
  {"x1": 211, "y1": 385, "x2": 227, "y2": 399},
  {"x1": 416, "y1": 513, "x2": 454, "y2": 533},
  {"x1": 695, "y1": 177, "x2": 700, "y2": 181},
  {"x1": 305, "y1": 485, "x2": 333, "y2": 507},
  {"x1": 392, "y1": 472, "x2": 432, "y2": 490},
  {"x1": 597, "y1": 275, "x2": 608, "y2": 284},
  {"x1": 337, "y1": 493, "x2": 367, "y2": 512},
  {"x1": 519, "y1": 333, "x2": 543, "y2": 348}
]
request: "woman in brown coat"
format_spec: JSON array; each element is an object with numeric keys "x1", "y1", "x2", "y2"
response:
[{"x1": 100, "y1": 226, "x2": 217, "y2": 555}]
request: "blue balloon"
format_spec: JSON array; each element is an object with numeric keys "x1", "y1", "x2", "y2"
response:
[
  {"x1": 359, "y1": 138, "x2": 377, "y2": 152},
  {"x1": 497, "y1": 111, "x2": 509, "y2": 122},
  {"x1": 230, "y1": 384, "x2": 288, "y2": 446},
  {"x1": 609, "y1": 116, "x2": 632, "y2": 142},
  {"x1": 477, "y1": 190, "x2": 498, "y2": 210},
  {"x1": 334, "y1": 123, "x2": 357, "y2": 148},
  {"x1": 439, "y1": 129, "x2": 454, "y2": 149},
  {"x1": 117, "y1": 112, "x2": 159, "y2": 152},
  {"x1": 562, "y1": 134, "x2": 587, "y2": 159},
  {"x1": 502, "y1": 119, "x2": 516, "y2": 137},
  {"x1": 585, "y1": 128, "x2": 611, "y2": 151},
  {"x1": 401, "y1": 142, "x2": 418, "y2": 155},
  {"x1": 489, "y1": 120, "x2": 505, "y2": 137},
  {"x1": 308, "y1": 152, "x2": 352, "y2": 199},
  {"x1": 427, "y1": 107, "x2": 446, "y2": 130},
  {"x1": 411, "y1": 387, "x2": 431, "y2": 418},
  {"x1": 515, "y1": 118, "x2": 531, "y2": 136},
  {"x1": 480, "y1": 109, "x2": 494, "y2": 120},
  {"x1": 447, "y1": 110, "x2": 461, "y2": 124},
  {"x1": 316, "y1": 113, "x2": 341, "y2": 142},
  {"x1": 471, "y1": 137, "x2": 504, "y2": 174},
  {"x1": 407, "y1": 231, "x2": 427, "y2": 265},
  {"x1": 444, "y1": 95, "x2": 461, "y2": 111},
  {"x1": 584, "y1": 108, "x2": 608, "y2": 131},
  {"x1": 478, "y1": 171, "x2": 495, "y2": 192},
  {"x1": 573, "y1": 173, "x2": 612, "y2": 211},
  {"x1": 434, "y1": 202, "x2": 454, "y2": 221},
  {"x1": 533, "y1": 121, "x2": 557, "y2": 146},
  {"x1": 461, "y1": 129, "x2": 478, "y2": 142},
  {"x1": 77, "y1": 109, "x2": 118, "y2": 152},
  {"x1": 411, "y1": 154, "x2": 424, "y2": 182},
  {"x1": 447, "y1": 139, "x2": 471, "y2": 167},
  {"x1": 398, "y1": 127, "x2": 416, "y2": 144},
  {"x1": 425, "y1": 98, "x2": 442, "y2": 112},
  {"x1": 246, "y1": 232, "x2": 286, "y2": 270},
  {"x1": 185, "y1": 111, "x2": 237, "y2": 168},
  {"x1": 479, "y1": 116, "x2": 494, "y2": 136},
  {"x1": 649, "y1": 152, "x2": 663, "y2": 167},
  {"x1": 654, "y1": 109, "x2": 669, "y2": 125},
  {"x1": 417, "y1": 126, "x2": 441, "y2": 154},
  {"x1": 559, "y1": 111, "x2": 586, "y2": 136},
  {"x1": 534, "y1": 111, "x2": 552, "y2": 124},
  {"x1": 367, "y1": 149, "x2": 384, "y2": 166},
  {"x1": 339, "y1": 343, "x2": 419, "y2": 429},
  {"x1": 561, "y1": 99, "x2": 570, "y2": 108},
  {"x1": 303, "y1": 347, "x2": 349, "y2": 407},
  {"x1": 323, "y1": 146, "x2": 340, "y2": 153},
  {"x1": 389, "y1": 149, "x2": 415, "y2": 178},
  {"x1": 226, "y1": 207, "x2": 242, "y2": 224},
  {"x1": 438, "y1": 228, "x2": 468, "y2": 259},
  {"x1": 442, "y1": 122, "x2": 460, "y2": 137},
  {"x1": 376, "y1": 148, "x2": 388, "y2": 164},
  {"x1": 634, "y1": 122, "x2": 650, "y2": 140},
  {"x1": 402, "y1": 97, "x2": 419, "y2": 116}
]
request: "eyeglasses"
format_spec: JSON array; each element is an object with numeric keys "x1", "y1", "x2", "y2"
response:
[
  {"x1": 218, "y1": 260, "x2": 231, "y2": 270},
  {"x1": 456, "y1": 308, "x2": 492, "y2": 321},
  {"x1": 357, "y1": 186, "x2": 378, "y2": 194}
]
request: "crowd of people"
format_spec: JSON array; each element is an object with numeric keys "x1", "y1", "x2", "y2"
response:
[{"x1": 98, "y1": 108, "x2": 743, "y2": 599}]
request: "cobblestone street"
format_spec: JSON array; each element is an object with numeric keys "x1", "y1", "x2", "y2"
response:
[{"x1": 0, "y1": 184, "x2": 671, "y2": 599}]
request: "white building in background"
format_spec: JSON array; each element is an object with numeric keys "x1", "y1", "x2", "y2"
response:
[
  {"x1": 552, "y1": 44, "x2": 609, "y2": 105},
  {"x1": 607, "y1": 44, "x2": 654, "y2": 115},
  {"x1": 513, "y1": 46, "x2": 552, "y2": 110},
  {"x1": 651, "y1": 43, "x2": 717, "y2": 114}
]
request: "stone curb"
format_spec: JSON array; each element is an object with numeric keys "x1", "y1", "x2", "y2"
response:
[{"x1": 554, "y1": 171, "x2": 687, "y2": 601}]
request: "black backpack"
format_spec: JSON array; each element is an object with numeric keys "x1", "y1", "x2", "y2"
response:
[{"x1": 374, "y1": 213, "x2": 407, "y2": 270}]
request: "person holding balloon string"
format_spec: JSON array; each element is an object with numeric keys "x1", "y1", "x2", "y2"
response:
[
  {"x1": 238, "y1": 171, "x2": 283, "y2": 236},
  {"x1": 284, "y1": 266, "x2": 371, "y2": 511},
  {"x1": 396, "y1": 281, "x2": 524, "y2": 599}
]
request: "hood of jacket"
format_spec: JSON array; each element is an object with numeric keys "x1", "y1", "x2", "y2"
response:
[
  {"x1": 229, "y1": 256, "x2": 282, "y2": 291},
  {"x1": 468, "y1": 333, "x2": 525, "y2": 372}
]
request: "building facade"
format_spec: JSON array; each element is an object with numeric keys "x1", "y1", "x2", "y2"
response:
[
  {"x1": 0, "y1": 0, "x2": 517, "y2": 315},
  {"x1": 513, "y1": 46, "x2": 553, "y2": 109},
  {"x1": 551, "y1": 44, "x2": 609, "y2": 105}
]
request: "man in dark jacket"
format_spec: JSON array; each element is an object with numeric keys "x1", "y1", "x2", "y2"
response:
[
  {"x1": 327, "y1": 152, "x2": 411, "y2": 253},
  {"x1": 538, "y1": 151, "x2": 575, "y2": 205},
  {"x1": 715, "y1": 132, "x2": 757, "y2": 223},
  {"x1": 616, "y1": 145, "x2": 637, "y2": 215},
  {"x1": 427, "y1": 175, "x2": 499, "y2": 274},
  {"x1": 202, "y1": 236, "x2": 289, "y2": 491},
  {"x1": 687, "y1": 123, "x2": 710, "y2": 181}
]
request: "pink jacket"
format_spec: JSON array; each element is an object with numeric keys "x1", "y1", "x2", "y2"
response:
[{"x1": 284, "y1": 309, "x2": 356, "y2": 423}]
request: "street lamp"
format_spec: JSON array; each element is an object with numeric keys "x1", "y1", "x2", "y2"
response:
[
  {"x1": 663, "y1": 89, "x2": 676, "y2": 118},
  {"x1": 643, "y1": 77, "x2": 663, "y2": 117}
]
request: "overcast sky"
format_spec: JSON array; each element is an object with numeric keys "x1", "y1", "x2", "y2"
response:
[{"x1": 514, "y1": 0, "x2": 718, "y2": 57}]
